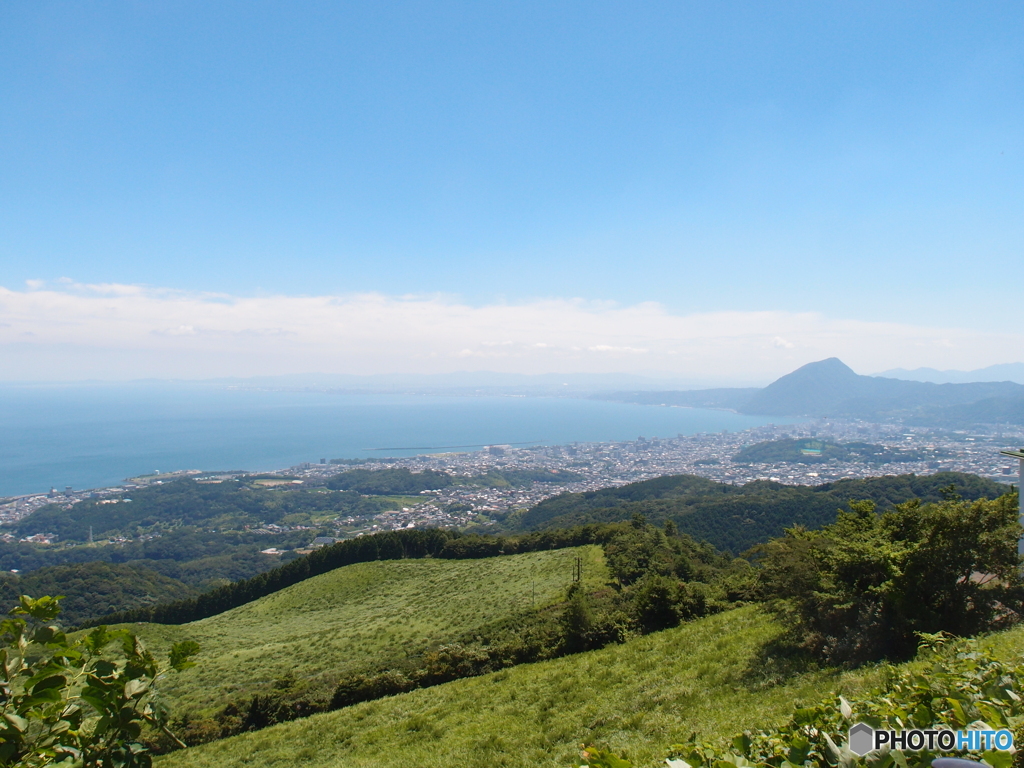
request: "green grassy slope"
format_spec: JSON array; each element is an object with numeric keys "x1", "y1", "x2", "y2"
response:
[
  {"x1": 130, "y1": 545, "x2": 608, "y2": 713},
  {"x1": 157, "y1": 606, "x2": 892, "y2": 768}
]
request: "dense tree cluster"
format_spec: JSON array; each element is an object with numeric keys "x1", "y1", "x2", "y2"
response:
[{"x1": 754, "y1": 490, "x2": 1023, "y2": 663}]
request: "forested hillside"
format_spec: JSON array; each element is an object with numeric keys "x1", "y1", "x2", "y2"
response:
[
  {"x1": 0, "y1": 560, "x2": 197, "y2": 625},
  {"x1": 513, "y1": 471, "x2": 1006, "y2": 552},
  {"x1": 12, "y1": 477, "x2": 394, "y2": 541}
]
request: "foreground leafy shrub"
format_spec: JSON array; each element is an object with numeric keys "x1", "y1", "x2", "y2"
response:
[{"x1": 0, "y1": 595, "x2": 198, "y2": 767}]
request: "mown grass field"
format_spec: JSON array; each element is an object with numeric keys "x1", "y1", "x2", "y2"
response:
[
  {"x1": 132, "y1": 545, "x2": 608, "y2": 712},
  {"x1": 156, "y1": 605, "x2": 913, "y2": 768}
]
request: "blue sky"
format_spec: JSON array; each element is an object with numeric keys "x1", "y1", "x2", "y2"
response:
[{"x1": 1, "y1": 2, "x2": 1022, "y2": 381}]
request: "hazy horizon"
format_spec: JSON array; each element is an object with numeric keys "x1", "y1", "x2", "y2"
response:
[{"x1": 3, "y1": 358, "x2": 1024, "y2": 389}]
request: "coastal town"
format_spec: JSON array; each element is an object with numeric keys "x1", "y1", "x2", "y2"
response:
[
  {"x1": 288, "y1": 419, "x2": 1022, "y2": 535},
  {"x1": 3, "y1": 418, "x2": 1019, "y2": 546}
]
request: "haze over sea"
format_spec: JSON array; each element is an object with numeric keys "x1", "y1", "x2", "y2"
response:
[{"x1": 0, "y1": 385, "x2": 794, "y2": 498}]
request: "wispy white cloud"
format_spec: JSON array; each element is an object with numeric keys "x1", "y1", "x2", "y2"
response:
[{"x1": 0, "y1": 283, "x2": 1020, "y2": 382}]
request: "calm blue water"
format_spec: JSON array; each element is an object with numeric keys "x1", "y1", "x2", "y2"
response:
[{"x1": 0, "y1": 384, "x2": 793, "y2": 497}]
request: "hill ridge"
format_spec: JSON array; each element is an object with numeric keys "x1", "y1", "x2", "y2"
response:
[
  {"x1": 513, "y1": 471, "x2": 1007, "y2": 552},
  {"x1": 130, "y1": 546, "x2": 608, "y2": 716},
  {"x1": 596, "y1": 357, "x2": 1024, "y2": 423}
]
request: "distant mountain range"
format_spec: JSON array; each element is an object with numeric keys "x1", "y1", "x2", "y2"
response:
[
  {"x1": 598, "y1": 358, "x2": 1024, "y2": 426},
  {"x1": 874, "y1": 362, "x2": 1024, "y2": 385}
]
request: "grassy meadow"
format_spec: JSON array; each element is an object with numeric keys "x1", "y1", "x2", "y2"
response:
[
  {"x1": 132, "y1": 545, "x2": 608, "y2": 712},
  {"x1": 156, "y1": 605, "x2": 899, "y2": 768}
]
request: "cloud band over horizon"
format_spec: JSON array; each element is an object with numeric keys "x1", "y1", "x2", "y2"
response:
[{"x1": 1, "y1": 281, "x2": 1019, "y2": 383}]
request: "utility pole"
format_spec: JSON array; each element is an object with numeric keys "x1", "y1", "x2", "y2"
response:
[
  {"x1": 1000, "y1": 448, "x2": 1024, "y2": 557},
  {"x1": 572, "y1": 556, "x2": 582, "y2": 584}
]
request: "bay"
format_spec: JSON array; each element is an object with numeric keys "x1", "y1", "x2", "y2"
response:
[{"x1": 0, "y1": 384, "x2": 793, "y2": 497}]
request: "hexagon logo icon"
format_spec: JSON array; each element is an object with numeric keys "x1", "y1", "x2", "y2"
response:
[{"x1": 849, "y1": 723, "x2": 874, "y2": 756}]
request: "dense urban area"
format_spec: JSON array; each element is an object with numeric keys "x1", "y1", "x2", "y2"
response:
[{"x1": 2, "y1": 418, "x2": 1020, "y2": 546}]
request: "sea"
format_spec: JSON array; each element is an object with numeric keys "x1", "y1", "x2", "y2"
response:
[{"x1": 0, "y1": 384, "x2": 795, "y2": 498}]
